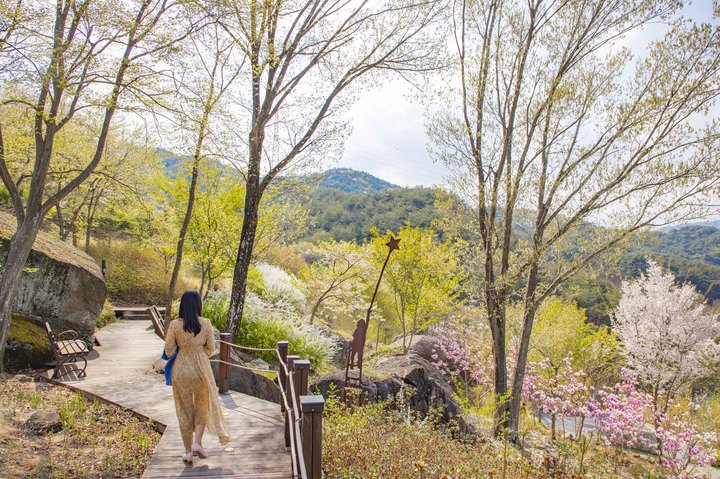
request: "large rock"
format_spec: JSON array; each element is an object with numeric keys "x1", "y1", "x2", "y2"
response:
[
  {"x1": 310, "y1": 324, "x2": 349, "y2": 367},
  {"x1": 0, "y1": 211, "x2": 107, "y2": 344},
  {"x1": 311, "y1": 352, "x2": 471, "y2": 433},
  {"x1": 390, "y1": 334, "x2": 439, "y2": 363},
  {"x1": 209, "y1": 349, "x2": 280, "y2": 404}
]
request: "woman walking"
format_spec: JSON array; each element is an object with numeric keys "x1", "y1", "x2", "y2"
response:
[{"x1": 164, "y1": 290, "x2": 231, "y2": 464}]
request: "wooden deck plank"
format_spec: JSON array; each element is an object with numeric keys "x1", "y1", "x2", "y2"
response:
[{"x1": 49, "y1": 320, "x2": 291, "y2": 479}]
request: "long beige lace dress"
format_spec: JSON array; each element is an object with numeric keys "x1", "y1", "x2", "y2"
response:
[{"x1": 164, "y1": 317, "x2": 231, "y2": 449}]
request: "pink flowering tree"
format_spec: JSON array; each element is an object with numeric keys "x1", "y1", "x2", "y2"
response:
[
  {"x1": 523, "y1": 354, "x2": 589, "y2": 440},
  {"x1": 431, "y1": 321, "x2": 494, "y2": 407},
  {"x1": 613, "y1": 260, "x2": 720, "y2": 414},
  {"x1": 587, "y1": 369, "x2": 654, "y2": 469},
  {"x1": 654, "y1": 408, "x2": 718, "y2": 479}
]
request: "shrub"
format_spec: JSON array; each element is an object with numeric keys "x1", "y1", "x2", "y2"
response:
[
  {"x1": 202, "y1": 290, "x2": 230, "y2": 331},
  {"x1": 96, "y1": 299, "x2": 118, "y2": 329},
  {"x1": 201, "y1": 290, "x2": 336, "y2": 370},
  {"x1": 323, "y1": 392, "x2": 537, "y2": 478},
  {"x1": 239, "y1": 299, "x2": 337, "y2": 370},
  {"x1": 246, "y1": 265, "x2": 266, "y2": 297},
  {"x1": 262, "y1": 244, "x2": 308, "y2": 275},
  {"x1": 255, "y1": 263, "x2": 305, "y2": 312},
  {"x1": 90, "y1": 241, "x2": 192, "y2": 305}
]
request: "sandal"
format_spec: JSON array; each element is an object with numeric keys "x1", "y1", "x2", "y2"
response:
[{"x1": 192, "y1": 443, "x2": 208, "y2": 458}]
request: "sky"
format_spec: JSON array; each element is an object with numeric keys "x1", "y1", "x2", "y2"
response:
[{"x1": 335, "y1": 1, "x2": 718, "y2": 188}]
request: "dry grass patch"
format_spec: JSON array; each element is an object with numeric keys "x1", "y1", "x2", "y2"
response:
[{"x1": 0, "y1": 374, "x2": 159, "y2": 478}]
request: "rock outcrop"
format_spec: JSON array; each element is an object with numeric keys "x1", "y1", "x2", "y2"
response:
[
  {"x1": 0, "y1": 211, "x2": 107, "y2": 344},
  {"x1": 311, "y1": 337, "x2": 471, "y2": 433}
]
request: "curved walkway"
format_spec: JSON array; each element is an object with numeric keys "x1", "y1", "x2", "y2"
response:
[{"x1": 48, "y1": 320, "x2": 291, "y2": 479}]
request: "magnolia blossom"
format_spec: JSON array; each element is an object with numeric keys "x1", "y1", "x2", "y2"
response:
[
  {"x1": 587, "y1": 369, "x2": 655, "y2": 451},
  {"x1": 523, "y1": 355, "x2": 589, "y2": 419},
  {"x1": 431, "y1": 322, "x2": 494, "y2": 389},
  {"x1": 654, "y1": 409, "x2": 718, "y2": 479},
  {"x1": 613, "y1": 260, "x2": 720, "y2": 409}
]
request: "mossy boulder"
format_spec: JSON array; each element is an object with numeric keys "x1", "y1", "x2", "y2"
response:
[
  {"x1": 3, "y1": 314, "x2": 53, "y2": 371},
  {"x1": 0, "y1": 211, "x2": 106, "y2": 365}
]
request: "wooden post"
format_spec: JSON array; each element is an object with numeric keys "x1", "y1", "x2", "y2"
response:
[
  {"x1": 293, "y1": 359, "x2": 311, "y2": 412},
  {"x1": 218, "y1": 333, "x2": 232, "y2": 394},
  {"x1": 285, "y1": 355, "x2": 301, "y2": 449},
  {"x1": 277, "y1": 341, "x2": 289, "y2": 414},
  {"x1": 300, "y1": 395, "x2": 325, "y2": 479}
]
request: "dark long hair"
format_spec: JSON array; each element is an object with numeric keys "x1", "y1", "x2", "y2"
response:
[{"x1": 179, "y1": 290, "x2": 202, "y2": 335}]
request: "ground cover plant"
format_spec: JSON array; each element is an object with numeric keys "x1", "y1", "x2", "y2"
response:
[
  {"x1": 322, "y1": 389, "x2": 718, "y2": 479},
  {"x1": 0, "y1": 375, "x2": 159, "y2": 478}
]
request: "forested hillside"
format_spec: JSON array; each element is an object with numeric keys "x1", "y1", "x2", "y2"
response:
[
  {"x1": 621, "y1": 226, "x2": 720, "y2": 302},
  {"x1": 304, "y1": 185, "x2": 444, "y2": 243}
]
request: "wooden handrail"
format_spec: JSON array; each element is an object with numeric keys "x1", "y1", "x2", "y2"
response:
[{"x1": 217, "y1": 337, "x2": 324, "y2": 479}]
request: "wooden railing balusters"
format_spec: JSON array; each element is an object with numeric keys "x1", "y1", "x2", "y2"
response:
[{"x1": 277, "y1": 341, "x2": 289, "y2": 414}]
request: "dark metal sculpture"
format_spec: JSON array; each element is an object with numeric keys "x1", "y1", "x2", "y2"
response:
[{"x1": 343, "y1": 236, "x2": 400, "y2": 402}]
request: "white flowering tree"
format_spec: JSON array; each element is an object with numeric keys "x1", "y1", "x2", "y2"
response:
[{"x1": 613, "y1": 259, "x2": 720, "y2": 413}]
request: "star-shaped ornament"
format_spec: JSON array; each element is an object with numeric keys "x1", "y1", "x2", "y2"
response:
[{"x1": 386, "y1": 236, "x2": 400, "y2": 252}]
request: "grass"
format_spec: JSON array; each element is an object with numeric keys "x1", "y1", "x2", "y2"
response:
[
  {"x1": 0, "y1": 374, "x2": 159, "y2": 478},
  {"x1": 322, "y1": 391, "x2": 539, "y2": 479},
  {"x1": 321, "y1": 390, "x2": 712, "y2": 479}
]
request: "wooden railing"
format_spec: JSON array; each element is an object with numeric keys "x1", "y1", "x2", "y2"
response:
[{"x1": 214, "y1": 334, "x2": 325, "y2": 479}]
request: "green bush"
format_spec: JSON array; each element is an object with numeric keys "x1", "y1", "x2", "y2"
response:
[
  {"x1": 95, "y1": 299, "x2": 118, "y2": 329},
  {"x1": 239, "y1": 302, "x2": 337, "y2": 370},
  {"x1": 202, "y1": 291, "x2": 229, "y2": 331},
  {"x1": 201, "y1": 290, "x2": 336, "y2": 370},
  {"x1": 246, "y1": 266, "x2": 266, "y2": 296}
]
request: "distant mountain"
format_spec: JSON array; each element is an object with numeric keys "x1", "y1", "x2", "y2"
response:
[
  {"x1": 314, "y1": 168, "x2": 399, "y2": 194},
  {"x1": 660, "y1": 220, "x2": 720, "y2": 231}
]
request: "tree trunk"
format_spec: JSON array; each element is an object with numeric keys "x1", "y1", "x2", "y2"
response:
[
  {"x1": 165, "y1": 161, "x2": 199, "y2": 322},
  {"x1": 487, "y1": 288, "x2": 510, "y2": 435},
  {"x1": 508, "y1": 261, "x2": 541, "y2": 442},
  {"x1": 199, "y1": 266, "x2": 207, "y2": 299},
  {"x1": 225, "y1": 178, "x2": 261, "y2": 343},
  {"x1": 85, "y1": 190, "x2": 99, "y2": 254},
  {"x1": 491, "y1": 320, "x2": 510, "y2": 434},
  {"x1": 0, "y1": 215, "x2": 42, "y2": 372}
]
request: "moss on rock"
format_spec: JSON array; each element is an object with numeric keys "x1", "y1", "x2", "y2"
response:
[{"x1": 3, "y1": 314, "x2": 52, "y2": 371}]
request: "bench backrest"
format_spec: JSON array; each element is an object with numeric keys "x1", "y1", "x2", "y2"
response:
[
  {"x1": 146, "y1": 306, "x2": 165, "y2": 340},
  {"x1": 44, "y1": 322, "x2": 62, "y2": 355}
]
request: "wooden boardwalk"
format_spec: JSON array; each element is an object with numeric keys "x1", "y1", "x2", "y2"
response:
[{"x1": 48, "y1": 320, "x2": 291, "y2": 479}]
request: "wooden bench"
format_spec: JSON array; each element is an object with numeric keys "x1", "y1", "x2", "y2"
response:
[
  {"x1": 146, "y1": 306, "x2": 165, "y2": 340},
  {"x1": 44, "y1": 322, "x2": 90, "y2": 379}
]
